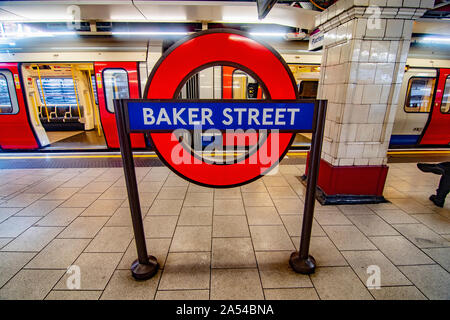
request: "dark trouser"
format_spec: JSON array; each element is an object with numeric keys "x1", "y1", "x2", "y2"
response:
[{"x1": 436, "y1": 162, "x2": 450, "y2": 202}]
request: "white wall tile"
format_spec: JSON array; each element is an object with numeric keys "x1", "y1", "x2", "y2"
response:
[
  {"x1": 385, "y1": 19, "x2": 403, "y2": 38},
  {"x1": 365, "y1": 18, "x2": 386, "y2": 38},
  {"x1": 403, "y1": 0, "x2": 420, "y2": 8},
  {"x1": 369, "y1": 40, "x2": 390, "y2": 62},
  {"x1": 387, "y1": 0, "x2": 402, "y2": 6},
  {"x1": 368, "y1": 104, "x2": 387, "y2": 123},
  {"x1": 387, "y1": 41, "x2": 399, "y2": 62},
  {"x1": 339, "y1": 158, "x2": 355, "y2": 166},
  {"x1": 362, "y1": 84, "x2": 383, "y2": 104},
  {"x1": 375, "y1": 63, "x2": 395, "y2": 84},
  {"x1": 357, "y1": 63, "x2": 377, "y2": 84}
]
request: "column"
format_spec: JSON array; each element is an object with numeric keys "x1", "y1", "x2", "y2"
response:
[{"x1": 311, "y1": 0, "x2": 434, "y2": 204}]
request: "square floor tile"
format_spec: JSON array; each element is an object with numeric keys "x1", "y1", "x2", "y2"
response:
[
  {"x1": 183, "y1": 192, "x2": 213, "y2": 207},
  {"x1": 2, "y1": 226, "x2": 63, "y2": 252},
  {"x1": 393, "y1": 223, "x2": 450, "y2": 248},
  {"x1": 399, "y1": 265, "x2": 450, "y2": 300},
  {"x1": 311, "y1": 267, "x2": 373, "y2": 300},
  {"x1": 0, "y1": 252, "x2": 35, "y2": 287},
  {"x1": 0, "y1": 207, "x2": 21, "y2": 223},
  {"x1": 369, "y1": 236, "x2": 434, "y2": 265},
  {"x1": 98, "y1": 187, "x2": 127, "y2": 200},
  {"x1": 266, "y1": 186, "x2": 298, "y2": 199},
  {"x1": 81, "y1": 199, "x2": 123, "y2": 217},
  {"x1": 213, "y1": 199, "x2": 245, "y2": 216},
  {"x1": 314, "y1": 211, "x2": 353, "y2": 226},
  {"x1": 242, "y1": 193, "x2": 273, "y2": 207},
  {"x1": 57, "y1": 217, "x2": 108, "y2": 239},
  {"x1": 60, "y1": 193, "x2": 101, "y2": 208},
  {"x1": 212, "y1": 238, "x2": 256, "y2": 268},
  {"x1": 347, "y1": 215, "x2": 399, "y2": 236},
  {"x1": 256, "y1": 251, "x2": 312, "y2": 288},
  {"x1": 156, "y1": 187, "x2": 187, "y2": 200},
  {"x1": 41, "y1": 188, "x2": 79, "y2": 200},
  {"x1": 0, "y1": 216, "x2": 40, "y2": 237},
  {"x1": 323, "y1": 225, "x2": 376, "y2": 250},
  {"x1": 79, "y1": 181, "x2": 114, "y2": 194},
  {"x1": 374, "y1": 210, "x2": 418, "y2": 224},
  {"x1": 178, "y1": 207, "x2": 212, "y2": 226},
  {"x1": 25, "y1": 238, "x2": 90, "y2": 269},
  {"x1": 170, "y1": 226, "x2": 211, "y2": 252},
  {"x1": 35, "y1": 207, "x2": 84, "y2": 227},
  {"x1": 370, "y1": 286, "x2": 426, "y2": 300},
  {"x1": 15, "y1": 200, "x2": 62, "y2": 217},
  {"x1": 411, "y1": 214, "x2": 450, "y2": 235},
  {"x1": 147, "y1": 199, "x2": 183, "y2": 216},
  {"x1": 390, "y1": 198, "x2": 433, "y2": 214},
  {"x1": 85, "y1": 227, "x2": 133, "y2": 253},
  {"x1": 158, "y1": 252, "x2": 210, "y2": 290},
  {"x1": 246, "y1": 207, "x2": 282, "y2": 225},
  {"x1": 143, "y1": 215, "x2": 178, "y2": 238},
  {"x1": 241, "y1": 180, "x2": 266, "y2": 193},
  {"x1": 214, "y1": 188, "x2": 241, "y2": 199},
  {"x1": 0, "y1": 269, "x2": 65, "y2": 300},
  {"x1": 263, "y1": 176, "x2": 289, "y2": 187},
  {"x1": 273, "y1": 199, "x2": 304, "y2": 215},
  {"x1": 213, "y1": 216, "x2": 250, "y2": 237},
  {"x1": 210, "y1": 269, "x2": 264, "y2": 300},
  {"x1": 54, "y1": 252, "x2": 122, "y2": 290},
  {"x1": 105, "y1": 207, "x2": 133, "y2": 227},
  {"x1": 250, "y1": 225, "x2": 294, "y2": 251},
  {"x1": 342, "y1": 250, "x2": 411, "y2": 286},
  {"x1": 422, "y1": 247, "x2": 450, "y2": 272},
  {"x1": 0, "y1": 193, "x2": 44, "y2": 208}
]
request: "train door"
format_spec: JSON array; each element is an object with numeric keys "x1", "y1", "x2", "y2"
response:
[
  {"x1": 419, "y1": 68, "x2": 450, "y2": 145},
  {"x1": 0, "y1": 62, "x2": 43, "y2": 150},
  {"x1": 94, "y1": 61, "x2": 146, "y2": 148},
  {"x1": 20, "y1": 63, "x2": 105, "y2": 150},
  {"x1": 390, "y1": 68, "x2": 437, "y2": 146}
]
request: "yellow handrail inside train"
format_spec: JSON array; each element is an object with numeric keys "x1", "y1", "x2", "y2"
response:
[
  {"x1": 30, "y1": 92, "x2": 39, "y2": 126},
  {"x1": 71, "y1": 65, "x2": 82, "y2": 120},
  {"x1": 88, "y1": 67, "x2": 101, "y2": 136},
  {"x1": 35, "y1": 64, "x2": 49, "y2": 122}
]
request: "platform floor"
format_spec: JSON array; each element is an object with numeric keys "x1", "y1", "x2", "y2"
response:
[{"x1": 0, "y1": 163, "x2": 449, "y2": 300}]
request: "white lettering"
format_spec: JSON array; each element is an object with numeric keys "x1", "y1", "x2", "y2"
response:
[
  {"x1": 222, "y1": 108, "x2": 233, "y2": 125},
  {"x1": 287, "y1": 108, "x2": 300, "y2": 125},
  {"x1": 143, "y1": 108, "x2": 155, "y2": 125}
]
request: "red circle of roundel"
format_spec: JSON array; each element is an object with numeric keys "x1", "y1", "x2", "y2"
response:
[{"x1": 145, "y1": 30, "x2": 297, "y2": 187}]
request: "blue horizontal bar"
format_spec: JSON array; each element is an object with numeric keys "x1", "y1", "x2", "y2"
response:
[{"x1": 127, "y1": 101, "x2": 315, "y2": 131}]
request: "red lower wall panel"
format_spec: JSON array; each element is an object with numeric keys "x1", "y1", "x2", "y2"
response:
[{"x1": 306, "y1": 156, "x2": 388, "y2": 196}]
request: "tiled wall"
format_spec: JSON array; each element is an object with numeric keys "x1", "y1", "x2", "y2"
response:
[{"x1": 315, "y1": 0, "x2": 433, "y2": 167}]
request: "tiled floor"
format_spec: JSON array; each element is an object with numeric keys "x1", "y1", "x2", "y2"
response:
[{"x1": 0, "y1": 163, "x2": 449, "y2": 300}]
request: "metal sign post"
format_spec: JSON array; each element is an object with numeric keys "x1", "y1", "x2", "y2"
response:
[
  {"x1": 289, "y1": 99, "x2": 327, "y2": 274},
  {"x1": 115, "y1": 99, "x2": 159, "y2": 280}
]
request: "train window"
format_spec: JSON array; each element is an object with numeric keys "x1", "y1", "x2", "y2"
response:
[
  {"x1": 103, "y1": 69, "x2": 129, "y2": 113},
  {"x1": 0, "y1": 70, "x2": 19, "y2": 115},
  {"x1": 404, "y1": 77, "x2": 435, "y2": 113},
  {"x1": 91, "y1": 75, "x2": 98, "y2": 105},
  {"x1": 299, "y1": 80, "x2": 318, "y2": 98},
  {"x1": 36, "y1": 78, "x2": 79, "y2": 105},
  {"x1": 441, "y1": 76, "x2": 450, "y2": 114}
]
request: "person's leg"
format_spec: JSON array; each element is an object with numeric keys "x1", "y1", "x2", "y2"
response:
[{"x1": 431, "y1": 172, "x2": 450, "y2": 207}]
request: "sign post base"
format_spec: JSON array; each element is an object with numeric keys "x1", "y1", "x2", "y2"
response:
[
  {"x1": 131, "y1": 256, "x2": 159, "y2": 280},
  {"x1": 289, "y1": 252, "x2": 316, "y2": 275}
]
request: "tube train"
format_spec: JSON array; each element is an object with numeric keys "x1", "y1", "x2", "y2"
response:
[{"x1": 0, "y1": 49, "x2": 448, "y2": 151}]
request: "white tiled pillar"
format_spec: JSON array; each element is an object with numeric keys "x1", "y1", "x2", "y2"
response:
[{"x1": 312, "y1": 0, "x2": 434, "y2": 204}]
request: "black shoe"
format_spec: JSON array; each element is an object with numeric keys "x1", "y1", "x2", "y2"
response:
[
  {"x1": 417, "y1": 163, "x2": 445, "y2": 175},
  {"x1": 429, "y1": 195, "x2": 444, "y2": 208}
]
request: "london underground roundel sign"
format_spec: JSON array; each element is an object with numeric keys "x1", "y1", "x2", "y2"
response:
[{"x1": 138, "y1": 29, "x2": 315, "y2": 188}]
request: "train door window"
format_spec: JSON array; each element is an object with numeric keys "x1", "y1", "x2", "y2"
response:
[
  {"x1": 441, "y1": 76, "x2": 450, "y2": 114},
  {"x1": 404, "y1": 77, "x2": 435, "y2": 113},
  {"x1": 91, "y1": 74, "x2": 98, "y2": 105},
  {"x1": 299, "y1": 80, "x2": 318, "y2": 98},
  {"x1": 103, "y1": 69, "x2": 129, "y2": 112},
  {"x1": 0, "y1": 70, "x2": 19, "y2": 114}
]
